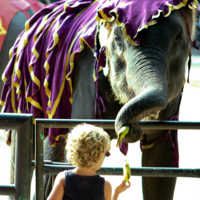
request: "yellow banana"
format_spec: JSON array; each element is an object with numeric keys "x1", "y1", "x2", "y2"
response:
[
  {"x1": 116, "y1": 126, "x2": 129, "y2": 147},
  {"x1": 123, "y1": 160, "x2": 131, "y2": 183}
]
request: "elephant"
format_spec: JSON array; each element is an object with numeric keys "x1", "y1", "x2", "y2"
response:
[{"x1": 0, "y1": 0, "x2": 199, "y2": 200}]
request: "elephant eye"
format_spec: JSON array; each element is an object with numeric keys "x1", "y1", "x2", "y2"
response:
[
  {"x1": 177, "y1": 33, "x2": 183, "y2": 40},
  {"x1": 174, "y1": 33, "x2": 184, "y2": 53},
  {"x1": 174, "y1": 40, "x2": 184, "y2": 54},
  {"x1": 114, "y1": 35, "x2": 123, "y2": 47}
]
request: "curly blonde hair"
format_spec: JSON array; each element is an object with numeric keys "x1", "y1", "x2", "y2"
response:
[{"x1": 65, "y1": 123, "x2": 111, "y2": 168}]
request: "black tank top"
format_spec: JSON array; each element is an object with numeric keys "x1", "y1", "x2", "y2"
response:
[{"x1": 62, "y1": 170, "x2": 105, "y2": 200}]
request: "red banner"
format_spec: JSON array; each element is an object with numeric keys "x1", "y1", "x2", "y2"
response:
[{"x1": 0, "y1": 0, "x2": 45, "y2": 51}]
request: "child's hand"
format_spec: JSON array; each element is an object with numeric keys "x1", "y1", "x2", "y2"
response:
[{"x1": 114, "y1": 180, "x2": 131, "y2": 195}]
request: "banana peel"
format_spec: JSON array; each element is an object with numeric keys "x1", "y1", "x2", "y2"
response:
[
  {"x1": 123, "y1": 160, "x2": 131, "y2": 183},
  {"x1": 116, "y1": 126, "x2": 129, "y2": 147}
]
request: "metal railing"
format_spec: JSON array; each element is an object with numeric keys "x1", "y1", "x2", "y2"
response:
[
  {"x1": 35, "y1": 119, "x2": 200, "y2": 200},
  {"x1": 0, "y1": 113, "x2": 33, "y2": 199}
]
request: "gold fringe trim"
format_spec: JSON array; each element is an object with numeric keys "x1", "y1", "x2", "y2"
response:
[
  {"x1": 26, "y1": 15, "x2": 50, "y2": 98},
  {"x1": 11, "y1": 60, "x2": 17, "y2": 113},
  {"x1": 34, "y1": 15, "x2": 48, "y2": 44},
  {"x1": 29, "y1": 65, "x2": 41, "y2": 88},
  {"x1": 6, "y1": 140, "x2": 11, "y2": 146},
  {"x1": 26, "y1": 97, "x2": 43, "y2": 111},
  {"x1": 49, "y1": 21, "x2": 60, "y2": 51},
  {"x1": 9, "y1": 47, "x2": 13, "y2": 59},
  {"x1": 43, "y1": 11, "x2": 65, "y2": 114},
  {"x1": 51, "y1": 143, "x2": 56, "y2": 147},
  {"x1": 2, "y1": 75, "x2": 7, "y2": 83},
  {"x1": 24, "y1": 79, "x2": 29, "y2": 112},
  {"x1": 98, "y1": 9, "x2": 115, "y2": 22},
  {"x1": 141, "y1": 143, "x2": 155, "y2": 150},
  {"x1": 0, "y1": 100, "x2": 5, "y2": 106},
  {"x1": 32, "y1": 46, "x2": 40, "y2": 60},
  {"x1": 48, "y1": 133, "x2": 68, "y2": 147},
  {"x1": 55, "y1": 133, "x2": 67, "y2": 141},
  {"x1": 48, "y1": 35, "x2": 74, "y2": 118},
  {"x1": 189, "y1": 0, "x2": 198, "y2": 9},
  {"x1": 64, "y1": 2, "x2": 69, "y2": 11},
  {"x1": 25, "y1": 20, "x2": 30, "y2": 32}
]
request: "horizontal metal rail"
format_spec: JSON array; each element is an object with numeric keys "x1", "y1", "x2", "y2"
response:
[
  {"x1": 0, "y1": 185, "x2": 15, "y2": 196},
  {"x1": 32, "y1": 160, "x2": 200, "y2": 178},
  {"x1": 32, "y1": 160, "x2": 71, "y2": 166},
  {"x1": 35, "y1": 119, "x2": 200, "y2": 130},
  {"x1": 0, "y1": 113, "x2": 33, "y2": 130},
  {"x1": 43, "y1": 164, "x2": 200, "y2": 178}
]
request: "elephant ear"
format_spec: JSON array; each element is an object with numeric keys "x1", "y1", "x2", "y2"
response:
[
  {"x1": 98, "y1": 21, "x2": 115, "y2": 77},
  {"x1": 98, "y1": 21, "x2": 112, "y2": 47},
  {"x1": 94, "y1": 23, "x2": 109, "y2": 77}
]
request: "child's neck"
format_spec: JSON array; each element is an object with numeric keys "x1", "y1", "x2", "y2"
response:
[{"x1": 72, "y1": 167, "x2": 97, "y2": 176}]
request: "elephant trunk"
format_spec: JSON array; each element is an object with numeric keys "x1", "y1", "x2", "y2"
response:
[{"x1": 115, "y1": 51, "x2": 169, "y2": 143}]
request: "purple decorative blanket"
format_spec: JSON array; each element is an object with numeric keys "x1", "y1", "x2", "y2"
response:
[{"x1": 1, "y1": 0, "x2": 197, "y2": 146}]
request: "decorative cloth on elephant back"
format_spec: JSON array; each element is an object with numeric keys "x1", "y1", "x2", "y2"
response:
[
  {"x1": 0, "y1": 0, "x2": 198, "y2": 149},
  {"x1": 1, "y1": 0, "x2": 104, "y2": 146}
]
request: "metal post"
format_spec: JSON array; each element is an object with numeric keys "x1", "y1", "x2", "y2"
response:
[
  {"x1": 0, "y1": 114, "x2": 33, "y2": 199},
  {"x1": 35, "y1": 122, "x2": 44, "y2": 200},
  {"x1": 15, "y1": 116, "x2": 33, "y2": 200}
]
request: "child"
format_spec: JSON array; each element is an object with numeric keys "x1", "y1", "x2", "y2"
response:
[{"x1": 47, "y1": 123, "x2": 131, "y2": 200}]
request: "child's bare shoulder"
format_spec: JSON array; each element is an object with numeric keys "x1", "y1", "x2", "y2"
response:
[
  {"x1": 104, "y1": 180, "x2": 111, "y2": 188},
  {"x1": 55, "y1": 171, "x2": 66, "y2": 185},
  {"x1": 104, "y1": 179, "x2": 112, "y2": 200}
]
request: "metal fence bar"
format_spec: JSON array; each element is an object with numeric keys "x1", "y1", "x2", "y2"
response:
[
  {"x1": 43, "y1": 165, "x2": 200, "y2": 178},
  {"x1": 0, "y1": 113, "x2": 33, "y2": 199},
  {"x1": 35, "y1": 119, "x2": 200, "y2": 130},
  {"x1": 32, "y1": 160, "x2": 71, "y2": 166},
  {"x1": 35, "y1": 119, "x2": 200, "y2": 200},
  {"x1": 35, "y1": 121, "x2": 45, "y2": 200},
  {"x1": 0, "y1": 185, "x2": 15, "y2": 196},
  {"x1": 32, "y1": 160, "x2": 200, "y2": 178},
  {"x1": 15, "y1": 116, "x2": 33, "y2": 200}
]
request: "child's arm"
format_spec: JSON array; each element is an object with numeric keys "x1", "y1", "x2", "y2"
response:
[
  {"x1": 104, "y1": 180, "x2": 131, "y2": 200},
  {"x1": 104, "y1": 180, "x2": 112, "y2": 200},
  {"x1": 47, "y1": 171, "x2": 65, "y2": 200},
  {"x1": 112, "y1": 180, "x2": 131, "y2": 200}
]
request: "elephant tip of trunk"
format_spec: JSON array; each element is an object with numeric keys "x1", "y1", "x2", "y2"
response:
[{"x1": 116, "y1": 124, "x2": 143, "y2": 144}]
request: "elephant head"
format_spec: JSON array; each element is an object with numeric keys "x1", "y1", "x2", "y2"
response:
[{"x1": 98, "y1": 7, "x2": 196, "y2": 143}]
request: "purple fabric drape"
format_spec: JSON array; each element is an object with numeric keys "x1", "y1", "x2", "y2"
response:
[{"x1": 1, "y1": 0, "x2": 103, "y2": 146}]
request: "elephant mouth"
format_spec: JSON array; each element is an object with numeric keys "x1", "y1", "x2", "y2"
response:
[
  {"x1": 120, "y1": 111, "x2": 160, "y2": 144},
  {"x1": 141, "y1": 111, "x2": 160, "y2": 121}
]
